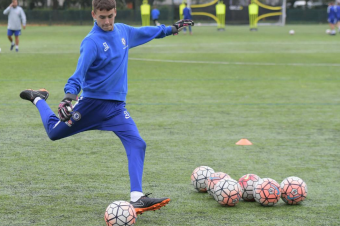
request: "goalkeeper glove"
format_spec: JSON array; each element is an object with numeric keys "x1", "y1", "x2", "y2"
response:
[
  {"x1": 58, "y1": 93, "x2": 77, "y2": 122},
  {"x1": 172, "y1": 19, "x2": 194, "y2": 35}
]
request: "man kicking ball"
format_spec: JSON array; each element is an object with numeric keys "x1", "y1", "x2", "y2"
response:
[{"x1": 20, "y1": 0, "x2": 193, "y2": 215}]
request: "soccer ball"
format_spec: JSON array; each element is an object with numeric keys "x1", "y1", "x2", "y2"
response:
[
  {"x1": 104, "y1": 201, "x2": 137, "y2": 226},
  {"x1": 326, "y1": 29, "x2": 331, "y2": 34},
  {"x1": 289, "y1": 30, "x2": 295, "y2": 35},
  {"x1": 191, "y1": 166, "x2": 215, "y2": 192},
  {"x1": 213, "y1": 179, "x2": 243, "y2": 206},
  {"x1": 253, "y1": 178, "x2": 281, "y2": 206},
  {"x1": 238, "y1": 174, "x2": 260, "y2": 201},
  {"x1": 280, "y1": 176, "x2": 307, "y2": 205},
  {"x1": 205, "y1": 172, "x2": 231, "y2": 196}
]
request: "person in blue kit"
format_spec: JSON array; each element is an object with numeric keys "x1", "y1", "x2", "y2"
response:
[
  {"x1": 151, "y1": 6, "x2": 160, "y2": 26},
  {"x1": 19, "y1": 0, "x2": 193, "y2": 216},
  {"x1": 336, "y1": 1, "x2": 340, "y2": 33},
  {"x1": 327, "y1": 1, "x2": 337, "y2": 35},
  {"x1": 182, "y1": 3, "x2": 192, "y2": 35}
]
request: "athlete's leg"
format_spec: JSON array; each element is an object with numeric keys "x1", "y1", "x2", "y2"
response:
[
  {"x1": 7, "y1": 35, "x2": 13, "y2": 42},
  {"x1": 98, "y1": 101, "x2": 146, "y2": 192},
  {"x1": 7, "y1": 29, "x2": 14, "y2": 50},
  {"x1": 35, "y1": 97, "x2": 106, "y2": 141},
  {"x1": 15, "y1": 35, "x2": 19, "y2": 46},
  {"x1": 96, "y1": 101, "x2": 170, "y2": 214},
  {"x1": 115, "y1": 128, "x2": 146, "y2": 193}
]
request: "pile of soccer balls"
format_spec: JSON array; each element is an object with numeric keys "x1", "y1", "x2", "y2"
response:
[{"x1": 191, "y1": 166, "x2": 307, "y2": 207}]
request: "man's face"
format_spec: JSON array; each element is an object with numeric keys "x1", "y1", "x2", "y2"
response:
[
  {"x1": 12, "y1": 0, "x2": 18, "y2": 7},
  {"x1": 92, "y1": 8, "x2": 116, "y2": 31}
]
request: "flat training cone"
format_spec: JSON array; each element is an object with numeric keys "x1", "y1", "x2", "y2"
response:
[{"x1": 236, "y1": 139, "x2": 253, "y2": 145}]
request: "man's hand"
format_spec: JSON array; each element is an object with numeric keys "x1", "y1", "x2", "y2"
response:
[
  {"x1": 172, "y1": 19, "x2": 194, "y2": 35},
  {"x1": 58, "y1": 99, "x2": 73, "y2": 122}
]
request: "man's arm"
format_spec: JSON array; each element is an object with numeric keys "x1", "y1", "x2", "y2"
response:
[
  {"x1": 128, "y1": 19, "x2": 194, "y2": 48},
  {"x1": 64, "y1": 38, "x2": 97, "y2": 96},
  {"x1": 3, "y1": 4, "x2": 12, "y2": 15},
  {"x1": 20, "y1": 8, "x2": 26, "y2": 29},
  {"x1": 58, "y1": 38, "x2": 97, "y2": 121}
]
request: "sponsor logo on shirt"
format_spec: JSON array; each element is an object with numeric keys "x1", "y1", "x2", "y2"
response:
[
  {"x1": 103, "y1": 42, "x2": 109, "y2": 52},
  {"x1": 122, "y1": 38, "x2": 128, "y2": 49},
  {"x1": 124, "y1": 111, "x2": 130, "y2": 119}
]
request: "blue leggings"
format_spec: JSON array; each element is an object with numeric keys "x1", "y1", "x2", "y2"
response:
[
  {"x1": 36, "y1": 97, "x2": 145, "y2": 192},
  {"x1": 183, "y1": 26, "x2": 192, "y2": 33}
]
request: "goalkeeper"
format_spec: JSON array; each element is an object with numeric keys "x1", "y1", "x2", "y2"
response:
[{"x1": 19, "y1": 0, "x2": 193, "y2": 215}]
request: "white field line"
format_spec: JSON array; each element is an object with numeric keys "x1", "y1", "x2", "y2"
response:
[
  {"x1": 133, "y1": 50, "x2": 340, "y2": 53},
  {"x1": 141, "y1": 42, "x2": 340, "y2": 47},
  {"x1": 129, "y1": 58, "x2": 340, "y2": 67},
  {"x1": 6, "y1": 50, "x2": 340, "y2": 54}
]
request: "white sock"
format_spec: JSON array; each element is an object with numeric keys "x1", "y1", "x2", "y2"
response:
[
  {"x1": 33, "y1": 97, "x2": 42, "y2": 105},
  {"x1": 11, "y1": 41, "x2": 14, "y2": 45},
  {"x1": 15, "y1": 45, "x2": 19, "y2": 49},
  {"x1": 130, "y1": 191, "x2": 144, "y2": 202}
]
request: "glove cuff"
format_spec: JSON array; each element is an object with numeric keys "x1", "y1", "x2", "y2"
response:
[
  {"x1": 171, "y1": 26, "x2": 178, "y2": 34},
  {"x1": 63, "y1": 93, "x2": 78, "y2": 101}
]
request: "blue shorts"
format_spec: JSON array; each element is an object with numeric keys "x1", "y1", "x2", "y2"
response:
[
  {"x1": 328, "y1": 18, "x2": 337, "y2": 24},
  {"x1": 7, "y1": 29, "x2": 21, "y2": 36}
]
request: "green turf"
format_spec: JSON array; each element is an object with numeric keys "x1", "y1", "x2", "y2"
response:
[{"x1": 0, "y1": 24, "x2": 340, "y2": 225}]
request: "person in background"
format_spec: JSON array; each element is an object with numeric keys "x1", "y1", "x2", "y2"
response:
[
  {"x1": 183, "y1": 3, "x2": 192, "y2": 35},
  {"x1": 327, "y1": 1, "x2": 337, "y2": 35},
  {"x1": 336, "y1": 1, "x2": 340, "y2": 32},
  {"x1": 151, "y1": 5, "x2": 160, "y2": 26},
  {"x1": 3, "y1": 0, "x2": 26, "y2": 52}
]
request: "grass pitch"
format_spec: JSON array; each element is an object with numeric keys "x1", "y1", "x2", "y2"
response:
[{"x1": 0, "y1": 24, "x2": 340, "y2": 225}]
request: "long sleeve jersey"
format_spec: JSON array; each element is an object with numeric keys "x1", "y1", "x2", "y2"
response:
[
  {"x1": 3, "y1": 6, "x2": 26, "y2": 30},
  {"x1": 64, "y1": 23, "x2": 173, "y2": 101},
  {"x1": 327, "y1": 5, "x2": 336, "y2": 19},
  {"x1": 183, "y1": 7, "x2": 192, "y2": 20},
  {"x1": 151, "y1": 9, "x2": 160, "y2": 20}
]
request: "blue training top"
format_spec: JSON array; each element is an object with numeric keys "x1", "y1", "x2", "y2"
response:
[
  {"x1": 151, "y1": 9, "x2": 160, "y2": 20},
  {"x1": 336, "y1": 5, "x2": 340, "y2": 19},
  {"x1": 328, "y1": 5, "x2": 336, "y2": 19},
  {"x1": 64, "y1": 22, "x2": 173, "y2": 101},
  {"x1": 183, "y1": 7, "x2": 192, "y2": 20}
]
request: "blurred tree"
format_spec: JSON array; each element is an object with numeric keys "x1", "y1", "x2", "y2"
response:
[
  {"x1": 52, "y1": 0, "x2": 59, "y2": 9},
  {"x1": 78, "y1": 0, "x2": 92, "y2": 8},
  {"x1": 0, "y1": 0, "x2": 13, "y2": 9}
]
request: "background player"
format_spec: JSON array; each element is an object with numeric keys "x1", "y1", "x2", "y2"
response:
[
  {"x1": 3, "y1": 0, "x2": 26, "y2": 52},
  {"x1": 327, "y1": 1, "x2": 337, "y2": 35}
]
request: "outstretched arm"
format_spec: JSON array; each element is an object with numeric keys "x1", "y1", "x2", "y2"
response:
[{"x1": 128, "y1": 19, "x2": 194, "y2": 48}]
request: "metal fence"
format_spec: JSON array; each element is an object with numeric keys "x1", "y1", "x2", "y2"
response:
[{"x1": 0, "y1": 7, "x2": 328, "y2": 26}]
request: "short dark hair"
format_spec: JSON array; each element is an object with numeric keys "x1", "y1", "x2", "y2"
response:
[{"x1": 92, "y1": 0, "x2": 116, "y2": 12}]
